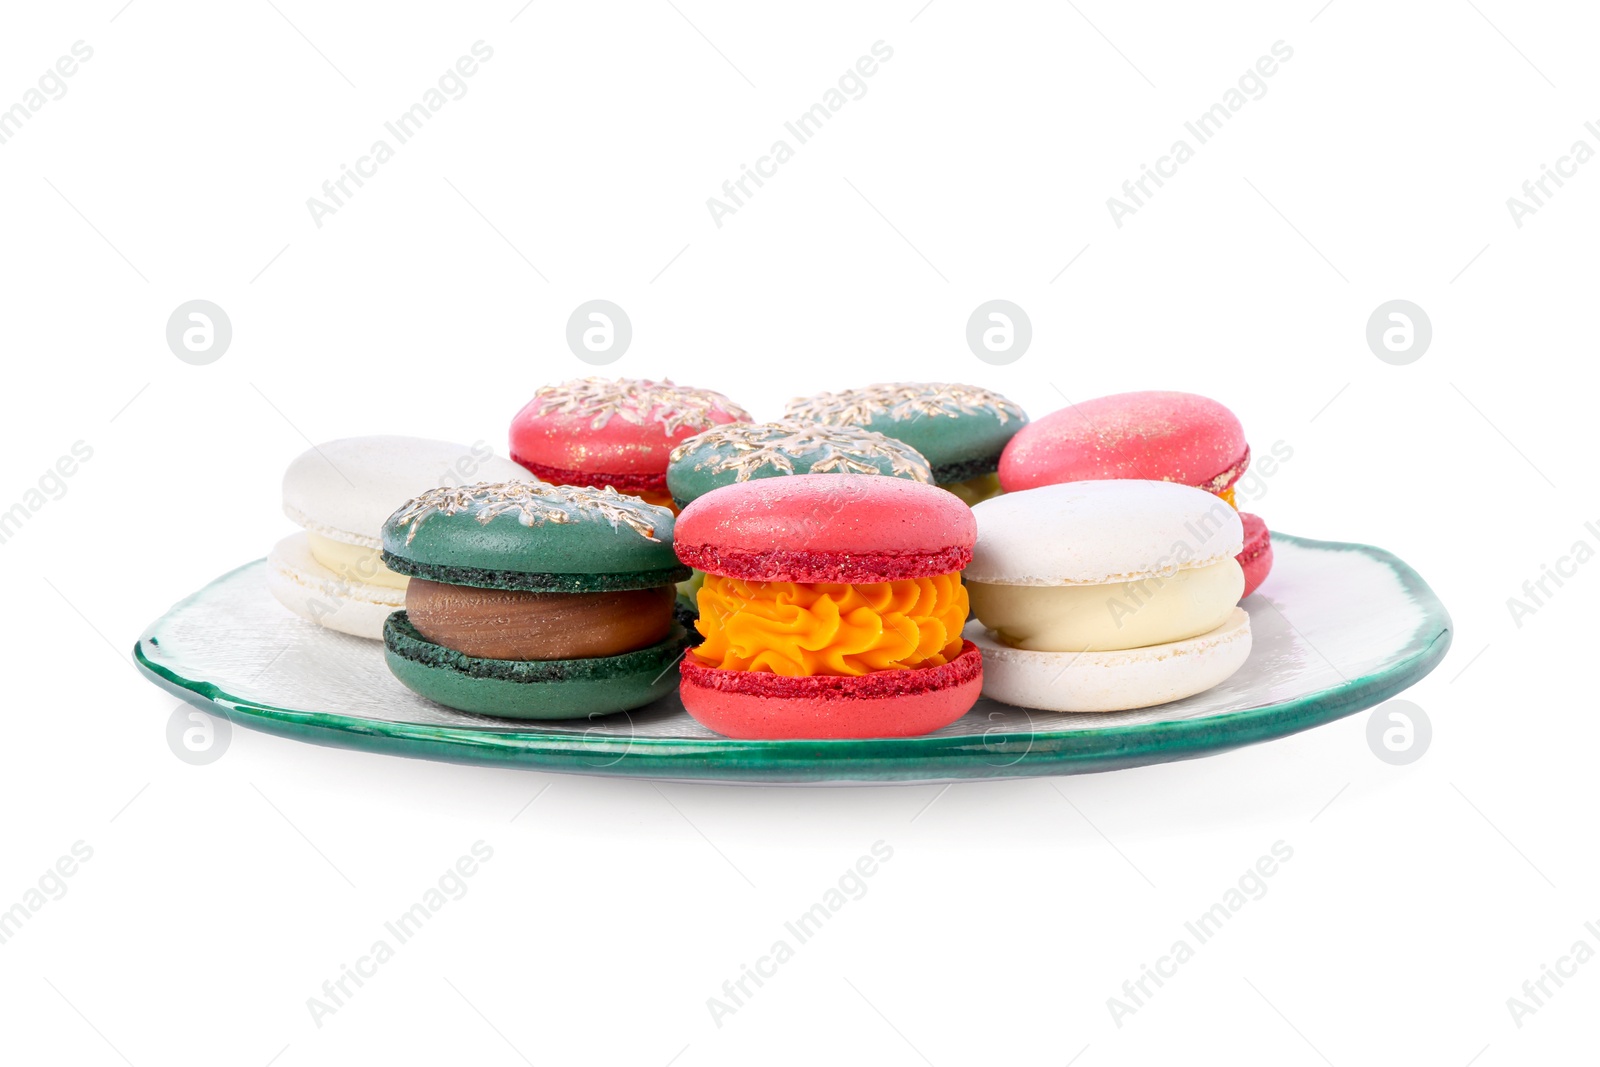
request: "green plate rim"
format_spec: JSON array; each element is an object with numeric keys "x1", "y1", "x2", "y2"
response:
[{"x1": 132, "y1": 532, "x2": 1452, "y2": 782}]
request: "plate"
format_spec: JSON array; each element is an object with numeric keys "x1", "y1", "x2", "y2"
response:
[{"x1": 133, "y1": 533, "x2": 1451, "y2": 784}]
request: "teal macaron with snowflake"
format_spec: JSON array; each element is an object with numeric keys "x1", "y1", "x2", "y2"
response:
[
  {"x1": 664, "y1": 420, "x2": 934, "y2": 508},
  {"x1": 784, "y1": 382, "x2": 1028, "y2": 505}
]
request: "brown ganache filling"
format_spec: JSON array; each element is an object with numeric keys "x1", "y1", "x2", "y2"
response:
[{"x1": 405, "y1": 579, "x2": 675, "y2": 661}]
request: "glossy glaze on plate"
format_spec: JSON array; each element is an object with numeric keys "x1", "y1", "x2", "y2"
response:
[{"x1": 132, "y1": 533, "x2": 1450, "y2": 783}]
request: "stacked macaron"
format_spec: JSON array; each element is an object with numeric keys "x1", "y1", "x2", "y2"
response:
[
  {"x1": 267, "y1": 436, "x2": 537, "y2": 639},
  {"x1": 963, "y1": 480, "x2": 1252, "y2": 712},
  {"x1": 1000, "y1": 391, "x2": 1273, "y2": 598},
  {"x1": 665, "y1": 420, "x2": 933, "y2": 508},
  {"x1": 510, "y1": 377, "x2": 750, "y2": 509},
  {"x1": 673, "y1": 475, "x2": 982, "y2": 739},
  {"x1": 785, "y1": 382, "x2": 1027, "y2": 506},
  {"x1": 380, "y1": 482, "x2": 691, "y2": 718}
]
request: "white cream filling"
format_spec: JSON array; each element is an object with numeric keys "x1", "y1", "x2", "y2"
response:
[
  {"x1": 967, "y1": 558, "x2": 1243, "y2": 653},
  {"x1": 307, "y1": 532, "x2": 410, "y2": 591}
]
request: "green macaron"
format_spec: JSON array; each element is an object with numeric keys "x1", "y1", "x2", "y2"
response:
[
  {"x1": 665, "y1": 419, "x2": 934, "y2": 507},
  {"x1": 784, "y1": 382, "x2": 1028, "y2": 505},
  {"x1": 380, "y1": 481, "x2": 691, "y2": 719}
]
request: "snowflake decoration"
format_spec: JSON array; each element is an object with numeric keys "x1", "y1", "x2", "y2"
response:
[
  {"x1": 785, "y1": 382, "x2": 1025, "y2": 427},
  {"x1": 669, "y1": 420, "x2": 933, "y2": 482},
  {"x1": 390, "y1": 481, "x2": 665, "y2": 543},
  {"x1": 526, "y1": 377, "x2": 751, "y2": 435}
]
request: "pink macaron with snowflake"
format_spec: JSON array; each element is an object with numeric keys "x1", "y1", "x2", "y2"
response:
[
  {"x1": 509, "y1": 377, "x2": 750, "y2": 509},
  {"x1": 673, "y1": 474, "x2": 982, "y2": 739}
]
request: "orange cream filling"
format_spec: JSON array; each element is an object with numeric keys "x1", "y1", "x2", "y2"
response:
[
  {"x1": 1218, "y1": 485, "x2": 1236, "y2": 508},
  {"x1": 694, "y1": 572, "x2": 968, "y2": 676}
]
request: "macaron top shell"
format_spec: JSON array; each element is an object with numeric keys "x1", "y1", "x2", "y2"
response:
[
  {"x1": 381, "y1": 481, "x2": 685, "y2": 590},
  {"x1": 283, "y1": 436, "x2": 536, "y2": 548},
  {"x1": 784, "y1": 382, "x2": 1027, "y2": 480},
  {"x1": 509, "y1": 377, "x2": 751, "y2": 488},
  {"x1": 666, "y1": 420, "x2": 933, "y2": 505},
  {"x1": 999, "y1": 391, "x2": 1249, "y2": 494},
  {"x1": 674, "y1": 473, "x2": 977, "y2": 583},
  {"x1": 966, "y1": 479, "x2": 1243, "y2": 587}
]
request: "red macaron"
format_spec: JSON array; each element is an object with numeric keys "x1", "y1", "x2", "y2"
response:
[
  {"x1": 999, "y1": 390, "x2": 1271, "y2": 598},
  {"x1": 509, "y1": 377, "x2": 749, "y2": 507},
  {"x1": 674, "y1": 475, "x2": 982, "y2": 740}
]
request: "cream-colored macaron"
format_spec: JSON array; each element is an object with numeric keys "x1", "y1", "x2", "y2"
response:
[
  {"x1": 963, "y1": 479, "x2": 1252, "y2": 712},
  {"x1": 267, "y1": 436, "x2": 537, "y2": 639}
]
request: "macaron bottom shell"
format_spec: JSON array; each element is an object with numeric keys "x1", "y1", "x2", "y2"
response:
[
  {"x1": 964, "y1": 609, "x2": 1251, "y2": 713},
  {"x1": 267, "y1": 532, "x2": 403, "y2": 641},
  {"x1": 384, "y1": 613, "x2": 690, "y2": 719},
  {"x1": 678, "y1": 641, "x2": 982, "y2": 740}
]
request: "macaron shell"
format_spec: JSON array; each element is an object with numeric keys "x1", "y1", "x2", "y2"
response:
[
  {"x1": 678, "y1": 641, "x2": 982, "y2": 739},
  {"x1": 784, "y1": 383, "x2": 1027, "y2": 481},
  {"x1": 1238, "y1": 512, "x2": 1274, "y2": 599},
  {"x1": 965, "y1": 609, "x2": 1251, "y2": 712},
  {"x1": 999, "y1": 391, "x2": 1248, "y2": 494},
  {"x1": 674, "y1": 474, "x2": 976, "y2": 583},
  {"x1": 665, "y1": 421, "x2": 933, "y2": 507},
  {"x1": 509, "y1": 378, "x2": 749, "y2": 485},
  {"x1": 283, "y1": 436, "x2": 536, "y2": 548},
  {"x1": 966, "y1": 480, "x2": 1242, "y2": 586},
  {"x1": 384, "y1": 613, "x2": 689, "y2": 718},
  {"x1": 266, "y1": 532, "x2": 402, "y2": 640},
  {"x1": 382, "y1": 482, "x2": 684, "y2": 585}
]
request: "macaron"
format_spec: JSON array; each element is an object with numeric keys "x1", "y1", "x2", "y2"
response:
[
  {"x1": 962, "y1": 480, "x2": 1252, "y2": 712},
  {"x1": 673, "y1": 474, "x2": 982, "y2": 739},
  {"x1": 665, "y1": 419, "x2": 934, "y2": 508},
  {"x1": 998, "y1": 390, "x2": 1272, "y2": 597},
  {"x1": 1237, "y1": 511, "x2": 1273, "y2": 598},
  {"x1": 784, "y1": 382, "x2": 1028, "y2": 506},
  {"x1": 379, "y1": 482, "x2": 693, "y2": 718},
  {"x1": 509, "y1": 377, "x2": 750, "y2": 509},
  {"x1": 267, "y1": 436, "x2": 536, "y2": 640}
]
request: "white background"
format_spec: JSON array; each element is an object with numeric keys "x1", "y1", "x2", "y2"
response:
[{"x1": 1, "y1": 1, "x2": 1594, "y2": 1063}]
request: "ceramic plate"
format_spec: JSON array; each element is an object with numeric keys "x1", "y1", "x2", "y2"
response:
[{"x1": 133, "y1": 533, "x2": 1450, "y2": 784}]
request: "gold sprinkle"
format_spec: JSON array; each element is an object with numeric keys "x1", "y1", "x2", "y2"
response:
[
  {"x1": 785, "y1": 382, "x2": 1025, "y2": 427},
  {"x1": 527, "y1": 377, "x2": 751, "y2": 436},
  {"x1": 668, "y1": 420, "x2": 934, "y2": 482}
]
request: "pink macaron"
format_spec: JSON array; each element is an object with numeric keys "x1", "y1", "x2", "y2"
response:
[
  {"x1": 999, "y1": 390, "x2": 1250, "y2": 497},
  {"x1": 509, "y1": 377, "x2": 749, "y2": 508},
  {"x1": 1238, "y1": 512, "x2": 1273, "y2": 598},
  {"x1": 674, "y1": 475, "x2": 981, "y2": 740}
]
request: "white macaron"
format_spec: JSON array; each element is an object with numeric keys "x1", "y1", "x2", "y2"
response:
[
  {"x1": 267, "y1": 436, "x2": 537, "y2": 639},
  {"x1": 962, "y1": 479, "x2": 1252, "y2": 712}
]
